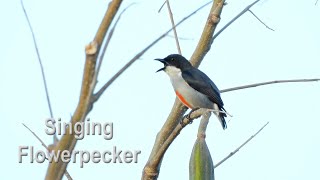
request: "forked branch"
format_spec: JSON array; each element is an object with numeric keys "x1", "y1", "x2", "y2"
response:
[
  {"x1": 93, "y1": 1, "x2": 213, "y2": 102},
  {"x1": 22, "y1": 124, "x2": 73, "y2": 180},
  {"x1": 45, "y1": 1, "x2": 123, "y2": 179},
  {"x1": 143, "y1": 1, "x2": 226, "y2": 179}
]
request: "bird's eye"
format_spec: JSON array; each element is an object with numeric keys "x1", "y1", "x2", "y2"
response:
[{"x1": 171, "y1": 58, "x2": 174, "y2": 61}]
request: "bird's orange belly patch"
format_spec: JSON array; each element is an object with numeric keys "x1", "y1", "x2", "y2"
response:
[{"x1": 175, "y1": 91, "x2": 192, "y2": 109}]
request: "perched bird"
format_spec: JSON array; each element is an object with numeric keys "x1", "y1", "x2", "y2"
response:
[{"x1": 155, "y1": 54, "x2": 228, "y2": 129}]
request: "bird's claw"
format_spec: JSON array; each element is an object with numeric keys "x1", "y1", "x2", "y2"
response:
[
  {"x1": 180, "y1": 114, "x2": 193, "y2": 125},
  {"x1": 181, "y1": 108, "x2": 200, "y2": 125}
]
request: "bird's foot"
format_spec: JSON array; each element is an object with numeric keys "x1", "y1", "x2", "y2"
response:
[
  {"x1": 181, "y1": 107, "x2": 200, "y2": 125},
  {"x1": 181, "y1": 114, "x2": 193, "y2": 125}
]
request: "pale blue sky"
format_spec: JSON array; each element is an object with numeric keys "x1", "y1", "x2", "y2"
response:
[{"x1": 1, "y1": 0, "x2": 320, "y2": 179}]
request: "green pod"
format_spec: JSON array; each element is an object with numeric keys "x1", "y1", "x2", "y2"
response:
[{"x1": 189, "y1": 138, "x2": 215, "y2": 180}]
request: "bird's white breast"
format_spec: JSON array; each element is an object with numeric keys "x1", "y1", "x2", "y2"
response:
[{"x1": 164, "y1": 66, "x2": 213, "y2": 109}]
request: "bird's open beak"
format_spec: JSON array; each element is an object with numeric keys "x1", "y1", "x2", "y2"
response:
[{"x1": 155, "y1": 58, "x2": 167, "y2": 73}]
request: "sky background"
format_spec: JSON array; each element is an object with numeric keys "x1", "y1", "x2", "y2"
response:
[{"x1": 1, "y1": 0, "x2": 320, "y2": 179}]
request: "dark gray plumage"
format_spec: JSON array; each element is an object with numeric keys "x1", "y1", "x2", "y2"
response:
[{"x1": 155, "y1": 54, "x2": 227, "y2": 129}]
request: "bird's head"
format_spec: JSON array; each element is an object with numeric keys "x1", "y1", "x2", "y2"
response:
[{"x1": 155, "y1": 54, "x2": 192, "y2": 73}]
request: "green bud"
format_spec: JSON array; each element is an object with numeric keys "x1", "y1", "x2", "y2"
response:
[{"x1": 189, "y1": 138, "x2": 215, "y2": 180}]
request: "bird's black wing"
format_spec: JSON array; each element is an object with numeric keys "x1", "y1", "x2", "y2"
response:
[{"x1": 182, "y1": 68, "x2": 224, "y2": 108}]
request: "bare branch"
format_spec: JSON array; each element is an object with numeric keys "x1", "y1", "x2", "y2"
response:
[
  {"x1": 214, "y1": 122, "x2": 269, "y2": 168},
  {"x1": 166, "y1": 34, "x2": 193, "y2": 40},
  {"x1": 96, "y1": 3, "x2": 135, "y2": 77},
  {"x1": 220, "y1": 78, "x2": 320, "y2": 93},
  {"x1": 190, "y1": 0, "x2": 225, "y2": 67},
  {"x1": 93, "y1": 1, "x2": 213, "y2": 103},
  {"x1": 22, "y1": 124, "x2": 73, "y2": 180},
  {"x1": 143, "y1": 77, "x2": 319, "y2": 179},
  {"x1": 22, "y1": 123, "x2": 49, "y2": 149},
  {"x1": 248, "y1": 10, "x2": 274, "y2": 31},
  {"x1": 91, "y1": 3, "x2": 135, "y2": 95},
  {"x1": 143, "y1": 1, "x2": 226, "y2": 179},
  {"x1": 197, "y1": 111, "x2": 211, "y2": 138},
  {"x1": 45, "y1": 1, "x2": 123, "y2": 179},
  {"x1": 145, "y1": 108, "x2": 208, "y2": 177},
  {"x1": 316, "y1": 0, "x2": 319, "y2": 5},
  {"x1": 158, "y1": 1, "x2": 167, "y2": 13},
  {"x1": 212, "y1": 0, "x2": 260, "y2": 41},
  {"x1": 165, "y1": 0, "x2": 182, "y2": 54},
  {"x1": 20, "y1": 0, "x2": 59, "y2": 144}
]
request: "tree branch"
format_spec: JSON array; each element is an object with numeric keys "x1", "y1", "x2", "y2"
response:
[
  {"x1": 165, "y1": 0, "x2": 182, "y2": 54},
  {"x1": 197, "y1": 111, "x2": 211, "y2": 139},
  {"x1": 214, "y1": 122, "x2": 269, "y2": 168},
  {"x1": 22, "y1": 124, "x2": 73, "y2": 180},
  {"x1": 220, "y1": 78, "x2": 320, "y2": 93},
  {"x1": 20, "y1": 0, "x2": 58, "y2": 143},
  {"x1": 95, "y1": 3, "x2": 135, "y2": 82},
  {"x1": 190, "y1": 0, "x2": 225, "y2": 67},
  {"x1": 145, "y1": 108, "x2": 209, "y2": 179},
  {"x1": 87, "y1": 4, "x2": 134, "y2": 113},
  {"x1": 93, "y1": 0, "x2": 213, "y2": 103},
  {"x1": 248, "y1": 10, "x2": 274, "y2": 31},
  {"x1": 45, "y1": 1, "x2": 123, "y2": 179},
  {"x1": 142, "y1": 1, "x2": 226, "y2": 179},
  {"x1": 212, "y1": 0, "x2": 260, "y2": 41},
  {"x1": 143, "y1": 77, "x2": 319, "y2": 179}
]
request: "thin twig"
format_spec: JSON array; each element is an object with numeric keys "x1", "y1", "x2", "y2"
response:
[
  {"x1": 20, "y1": 0, "x2": 58, "y2": 143},
  {"x1": 22, "y1": 124, "x2": 73, "y2": 180},
  {"x1": 88, "y1": 4, "x2": 133, "y2": 111},
  {"x1": 166, "y1": 34, "x2": 193, "y2": 40},
  {"x1": 214, "y1": 122, "x2": 269, "y2": 168},
  {"x1": 143, "y1": 1, "x2": 226, "y2": 179},
  {"x1": 158, "y1": 1, "x2": 167, "y2": 13},
  {"x1": 93, "y1": 1, "x2": 212, "y2": 102},
  {"x1": 95, "y1": 3, "x2": 135, "y2": 81},
  {"x1": 190, "y1": 0, "x2": 225, "y2": 68},
  {"x1": 22, "y1": 123, "x2": 49, "y2": 149},
  {"x1": 212, "y1": 0, "x2": 260, "y2": 40},
  {"x1": 220, "y1": 78, "x2": 320, "y2": 93},
  {"x1": 165, "y1": 0, "x2": 182, "y2": 54},
  {"x1": 45, "y1": 1, "x2": 123, "y2": 179},
  {"x1": 248, "y1": 10, "x2": 274, "y2": 31},
  {"x1": 90, "y1": 3, "x2": 135, "y2": 98},
  {"x1": 20, "y1": 0, "x2": 53, "y2": 118},
  {"x1": 144, "y1": 77, "x2": 319, "y2": 179}
]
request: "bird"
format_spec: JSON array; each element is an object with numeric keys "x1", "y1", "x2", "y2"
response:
[{"x1": 155, "y1": 54, "x2": 228, "y2": 129}]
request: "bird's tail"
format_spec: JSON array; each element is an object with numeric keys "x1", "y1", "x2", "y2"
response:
[
  {"x1": 218, "y1": 111, "x2": 227, "y2": 130},
  {"x1": 213, "y1": 105, "x2": 227, "y2": 129}
]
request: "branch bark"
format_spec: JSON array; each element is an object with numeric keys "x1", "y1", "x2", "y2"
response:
[
  {"x1": 142, "y1": 76, "x2": 320, "y2": 179},
  {"x1": 22, "y1": 124, "x2": 73, "y2": 180},
  {"x1": 142, "y1": 1, "x2": 226, "y2": 179},
  {"x1": 45, "y1": 1, "x2": 123, "y2": 179},
  {"x1": 93, "y1": 1, "x2": 213, "y2": 102}
]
